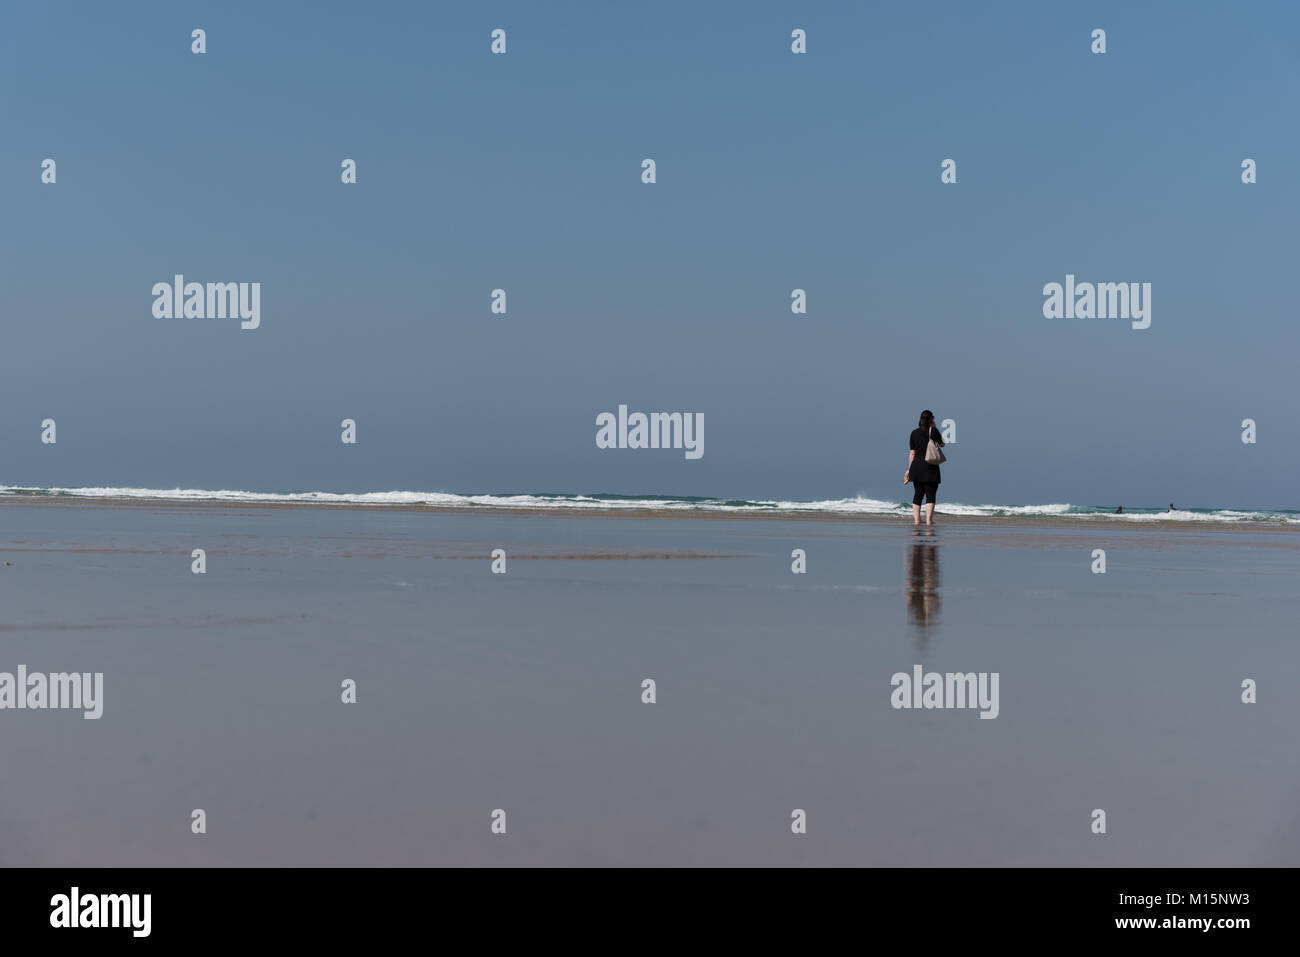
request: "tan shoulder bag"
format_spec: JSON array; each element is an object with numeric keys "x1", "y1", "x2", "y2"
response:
[{"x1": 924, "y1": 434, "x2": 946, "y2": 465}]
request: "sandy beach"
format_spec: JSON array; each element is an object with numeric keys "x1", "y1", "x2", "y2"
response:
[{"x1": 1, "y1": 495, "x2": 1296, "y2": 866}]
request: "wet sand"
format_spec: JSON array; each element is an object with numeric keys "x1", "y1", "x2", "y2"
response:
[{"x1": 0, "y1": 498, "x2": 1296, "y2": 866}]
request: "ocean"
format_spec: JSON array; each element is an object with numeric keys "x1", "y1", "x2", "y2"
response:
[{"x1": 2, "y1": 485, "x2": 1297, "y2": 524}]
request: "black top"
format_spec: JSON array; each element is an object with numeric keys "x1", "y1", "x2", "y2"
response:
[{"x1": 909, "y1": 427, "x2": 943, "y2": 485}]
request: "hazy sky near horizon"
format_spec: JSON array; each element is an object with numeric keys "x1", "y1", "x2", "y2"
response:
[{"x1": 2, "y1": 1, "x2": 1296, "y2": 509}]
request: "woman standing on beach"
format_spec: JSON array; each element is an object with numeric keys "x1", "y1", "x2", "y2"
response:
[{"x1": 905, "y1": 410, "x2": 945, "y2": 526}]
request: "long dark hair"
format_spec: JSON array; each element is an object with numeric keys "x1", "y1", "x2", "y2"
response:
[{"x1": 918, "y1": 409, "x2": 935, "y2": 431}]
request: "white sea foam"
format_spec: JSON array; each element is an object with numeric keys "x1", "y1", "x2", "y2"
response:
[{"x1": 0, "y1": 486, "x2": 1294, "y2": 523}]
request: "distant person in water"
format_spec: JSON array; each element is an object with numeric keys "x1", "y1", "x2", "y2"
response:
[
  {"x1": 1116, "y1": 506, "x2": 1123, "y2": 514},
  {"x1": 904, "y1": 409, "x2": 945, "y2": 526},
  {"x1": 1169, "y1": 503, "x2": 1176, "y2": 512}
]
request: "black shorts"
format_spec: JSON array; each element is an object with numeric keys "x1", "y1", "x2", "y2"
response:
[{"x1": 912, "y1": 482, "x2": 938, "y2": 506}]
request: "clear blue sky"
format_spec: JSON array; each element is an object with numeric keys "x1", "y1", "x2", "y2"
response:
[{"x1": 2, "y1": 1, "x2": 1296, "y2": 508}]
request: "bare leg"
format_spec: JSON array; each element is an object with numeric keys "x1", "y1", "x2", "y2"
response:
[
  {"x1": 924, "y1": 502, "x2": 935, "y2": 525},
  {"x1": 912, "y1": 503, "x2": 921, "y2": 525}
]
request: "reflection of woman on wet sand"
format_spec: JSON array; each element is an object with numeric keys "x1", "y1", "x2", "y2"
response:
[{"x1": 904, "y1": 540, "x2": 941, "y2": 628}]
